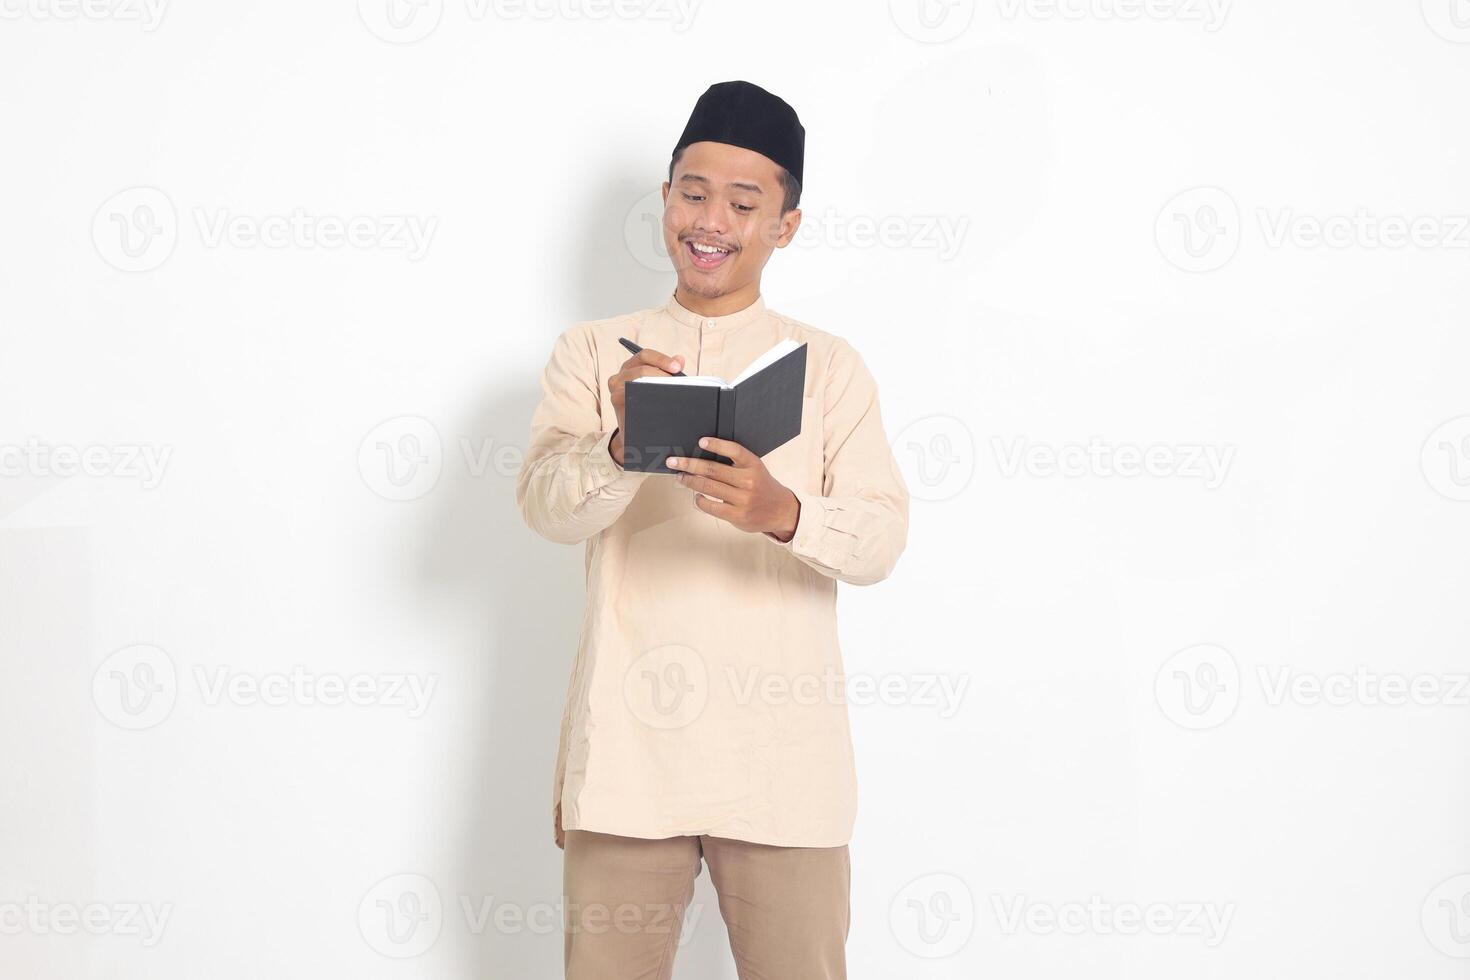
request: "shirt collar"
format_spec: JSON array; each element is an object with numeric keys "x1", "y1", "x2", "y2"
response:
[{"x1": 664, "y1": 290, "x2": 767, "y2": 332}]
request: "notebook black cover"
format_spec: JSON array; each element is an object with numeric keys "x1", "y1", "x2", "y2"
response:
[{"x1": 621, "y1": 343, "x2": 808, "y2": 474}]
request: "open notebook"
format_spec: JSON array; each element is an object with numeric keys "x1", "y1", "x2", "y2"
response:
[{"x1": 622, "y1": 339, "x2": 808, "y2": 473}]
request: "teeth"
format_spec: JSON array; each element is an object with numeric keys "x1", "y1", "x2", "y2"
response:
[{"x1": 691, "y1": 242, "x2": 728, "y2": 255}]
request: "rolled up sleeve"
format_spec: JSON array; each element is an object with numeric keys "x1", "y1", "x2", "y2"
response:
[
  {"x1": 765, "y1": 340, "x2": 909, "y2": 586},
  {"x1": 516, "y1": 325, "x2": 649, "y2": 544}
]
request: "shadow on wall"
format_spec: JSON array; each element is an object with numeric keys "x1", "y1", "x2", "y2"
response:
[{"x1": 416, "y1": 171, "x2": 740, "y2": 979}]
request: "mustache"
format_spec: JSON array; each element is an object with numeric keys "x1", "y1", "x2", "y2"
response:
[{"x1": 680, "y1": 235, "x2": 739, "y2": 251}]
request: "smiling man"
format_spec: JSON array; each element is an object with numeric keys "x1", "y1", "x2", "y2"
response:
[{"x1": 516, "y1": 80, "x2": 909, "y2": 980}]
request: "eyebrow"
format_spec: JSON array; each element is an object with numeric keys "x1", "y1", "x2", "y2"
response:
[{"x1": 678, "y1": 173, "x2": 764, "y2": 194}]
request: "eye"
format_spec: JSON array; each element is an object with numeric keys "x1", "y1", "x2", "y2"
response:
[
  {"x1": 682, "y1": 193, "x2": 704, "y2": 202},
  {"x1": 733, "y1": 204, "x2": 754, "y2": 213}
]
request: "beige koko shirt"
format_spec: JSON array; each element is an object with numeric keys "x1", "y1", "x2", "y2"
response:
[{"x1": 516, "y1": 291, "x2": 909, "y2": 848}]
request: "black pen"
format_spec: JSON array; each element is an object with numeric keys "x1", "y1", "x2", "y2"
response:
[{"x1": 618, "y1": 336, "x2": 686, "y2": 377}]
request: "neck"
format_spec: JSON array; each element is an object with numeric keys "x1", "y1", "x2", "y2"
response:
[{"x1": 674, "y1": 281, "x2": 761, "y2": 317}]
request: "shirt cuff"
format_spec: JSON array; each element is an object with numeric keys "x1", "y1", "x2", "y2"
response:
[
  {"x1": 581, "y1": 428, "x2": 649, "y2": 496},
  {"x1": 761, "y1": 486, "x2": 828, "y2": 557}
]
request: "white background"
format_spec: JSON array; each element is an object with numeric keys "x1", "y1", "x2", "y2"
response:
[{"x1": 3, "y1": 0, "x2": 1470, "y2": 977}]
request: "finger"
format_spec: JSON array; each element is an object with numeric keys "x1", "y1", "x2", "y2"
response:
[
  {"x1": 613, "y1": 364, "x2": 678, "y2": 392},
  {"x1": 693, "y1": 491, "x2": 741, "y2": 523},
  {"x1": 665, "y1": 455, "x2": 748, "y2": 487},
  {"x1": 676, "y1": 473, "x2": 749, "y2": 505},
  {"x1": 629, "y1": 347, "x2": 684, "y2": 375},
  {"x1": 695, "y1": 436, "x2": 753, "y2": 466}
]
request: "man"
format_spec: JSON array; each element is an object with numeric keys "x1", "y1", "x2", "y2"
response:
[{"x1": 516, "y1": 80, "x2": 909, "y2": 980}]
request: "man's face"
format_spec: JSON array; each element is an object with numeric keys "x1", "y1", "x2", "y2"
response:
[{"x1": 661, "y1": 141, "x2": 801, "y2": 300}]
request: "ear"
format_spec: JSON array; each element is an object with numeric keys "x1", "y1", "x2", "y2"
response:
[
  {"x1": 660, "y1": 180, "x2": 670, "y2": 206},
  {"x1": 773, "y1": 207, "x2": 802, "y2": 249}
]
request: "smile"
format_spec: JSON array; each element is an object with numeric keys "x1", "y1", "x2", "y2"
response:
[{"x1": 685, "y1": 239, "x2": 734, "y2": 271}]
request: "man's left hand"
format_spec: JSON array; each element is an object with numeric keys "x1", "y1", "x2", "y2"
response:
[{"x1": 667, "y1": 437, "x2": 800, "y2": 542}]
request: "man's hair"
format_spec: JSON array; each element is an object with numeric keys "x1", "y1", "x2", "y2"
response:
[{"x1": 668, "y1": 146, "x2": 802, "y2": 215}]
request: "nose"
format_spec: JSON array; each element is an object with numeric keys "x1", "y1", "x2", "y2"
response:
[{"x1": 690, "y1": 198, "x2": 730, "y2": 240}]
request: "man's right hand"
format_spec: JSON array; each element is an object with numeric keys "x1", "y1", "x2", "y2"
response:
[{"x1": 607, "y1": 347, "x2": 685, "y2": 466}]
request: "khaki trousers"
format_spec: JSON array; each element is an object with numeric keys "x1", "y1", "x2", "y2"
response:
[{"x1": 562, "y1": 829, "x2": 850, "y2": 980}]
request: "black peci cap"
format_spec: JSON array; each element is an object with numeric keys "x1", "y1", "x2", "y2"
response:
[{"x1": 671, "y1": 80, "x2": 805, "y2": 187}]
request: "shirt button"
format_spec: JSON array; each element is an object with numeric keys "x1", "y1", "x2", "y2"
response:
[{"x1": 706, "y1": 320, "x2": 716, "y2": 328}]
